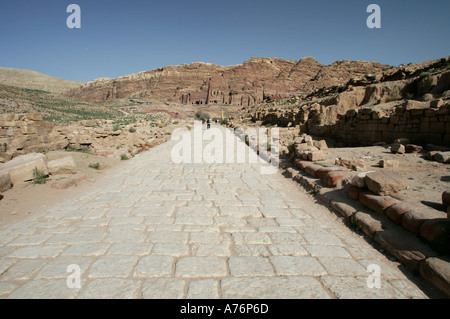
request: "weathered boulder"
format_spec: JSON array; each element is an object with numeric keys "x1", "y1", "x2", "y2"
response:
[
  {"x1": 385, "y1": 201, "x2": 414, "y2": 224},
  {"x1": 419, "y1": 219, "x2": 450, "y2": 243},
  {"x1": 351, "y1": 171, "x2": 375, "y2": 188},
  {"x1": 394, "y1": 138, "x2": 410, "y2": 145},
  {"x1": 0, "y1": 171, "x2": 12, "y2": 192},
  {"x1": 419, "y1": 257, "x2": 450, "y2": 297},
  {"x1": 374, "y1": 228, "x2": 439, "y2": 271},
  {"x1": 321, "y1": 171, "x2": 350, "y2": 188},
  {"x1": 348, "y1": 186, "x2": 362, "y2": 201},
  {"x1": 402, "y1": 209, "x2": 447, "y2": 234},
  {"x1": 313, "y1": 140, "x2": 328, "y2": 150},
  {"x1": 435, "y1": 152, "x2": 450, "y2": 163},
  {"x1": 443, "y1": 191, "x2": 450, "y2": 207},
  {"x1": 308, "y1": 150, "x2": 326, "y2": 162},
  {"x1": 391, "y1": 143, "x2": 405, "y2": 154},
  {"x1": 365, "y1": 171, "x2": 408, "y2": 196},
  {"x1": 0, "y1": 153, "x2": 48, "y2": 184},
  {"x1": 359, "y1": 192, "x2": 398, "y2": 215},
  {"x1": 405, "y1": 144, "x2": 423, "y2": 154},
  {"x1": 378, "y1": 159, "x2": 399, "y2": 168},
  {"x1": 335, "y1": 158, "x2": 366, "y2": 171},
  {"x1": 47, "y1": 156, "x2": 76, "y2": 175},
  {"x1": 351, "y1": 211, "x2": 383, "y2": 237}
]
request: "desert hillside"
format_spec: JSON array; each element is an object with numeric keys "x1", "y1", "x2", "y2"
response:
[{"x1": 0, "y1": 67, "x2": 83, "y2": 94}]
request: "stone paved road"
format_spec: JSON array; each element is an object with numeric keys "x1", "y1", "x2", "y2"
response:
[{"x1": 0, "y1": 124, "x2": 432, "y2": 298}]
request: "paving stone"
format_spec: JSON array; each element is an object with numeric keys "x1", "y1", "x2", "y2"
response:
[
  {"x1": 107, "y1": 243, "x2": 152, "y2": 256},
  {"x1": 78, "y1": 278, "x2": 141, "y2": 299},
  {"x1": 0, "y1": 259, "x2": 47, "y2": 281},
  {"x1": 220, "y1": 206, "x2": 261, "y2": 218},
  {"x1": 192, "y1": 244, "x2": 231, "y2": 257},
  {"x1": 61, "y1": 243, "x2": 111, "y2": 257},
  {"x1": 35, "y1": 256, "x2": 93, "y2": 279},
  {"x1": 228, "y1": 257, "x2": 274, "y2": 277},
  {"x1": 104, "y1": 230, "x2": 146, "y2": 243},
  {"x1": 0, "y1": 282, "x2": 18, "y2": 297},
  {"x1": 232, "y1": 233, "x2": 272, "y2": 245},
  {"x1": 7, "y1": 279, "x2": 80, "y2": 299},
  {"x1": 232, "y1": 245, "x2": 270, "y2": 257},
  {"x1": 151, "y1": 243, "x2": 189, "y2": 257},
  {"x1": 88, "y1": 255, "x2": 139, "y2": 278},
  {"x1": 187, "y1": 279, "x2": 219, "y2": 299},
  {"x1": 318, "y1": 257, "x2": 367, "y2": 276},
  {"x1": 142, "y1": 278, "x2": 185, "y2": 299},
  {"x1": 304, "y1": 245, "x2": 351, "y2": 258},
  {"x1": 270, "y1": 256, "x2": 327, "y2": 276},
  {"x1": 134, "y1": 255, "x2": 175, "y2": 278},
  {"x1": 176, "y1": 257, "x2": 227, "y2": 278},
  {"x1": 148, "y1": 231, "x2": 188, "y2": 244},
  {"x1": 320, "y1": 276, "x2": 404, "y2": 299},
  {"x1": 8, "y1": 245, "x2": 66, "y2": 259},
  {"x1": 221, "y1": 276, "x2": 330, "y2": 299}
]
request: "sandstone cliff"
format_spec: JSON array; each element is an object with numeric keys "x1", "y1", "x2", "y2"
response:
[{"x1": 65, "y1": 57, "x2": 388, "y2": 106}]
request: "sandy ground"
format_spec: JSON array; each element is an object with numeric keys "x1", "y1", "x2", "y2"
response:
[
  {"x1": 0, "y1": 150, "x2": 123, "y2": 227},
  {"x1": 321, "y1": 145, "x2": 450, "y2": 211}
]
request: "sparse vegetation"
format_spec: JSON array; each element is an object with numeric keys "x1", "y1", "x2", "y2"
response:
[
  {"x1": 88, "y1": 163, "x2": 100, "y2": 170},
  {"x1": 195, "y1": 110, "x2": 211, "y2": 120},
  {"x1": 129, "y1": 127, "x2": 136, "y2": 133},
  {"x1": 120, "y1": 154, "x2": 129, "y2": 160},
  {"x1": 32, "y1": 167, "x2": 48, "y2": 184}
]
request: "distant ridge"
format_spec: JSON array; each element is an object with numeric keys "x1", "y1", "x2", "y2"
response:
[
  {"x1": 0, "y1": 67, "x2": 83, "y2": 94},
  {"x1": 65, "y1": 57, "x2": 389, "y2": 106}
]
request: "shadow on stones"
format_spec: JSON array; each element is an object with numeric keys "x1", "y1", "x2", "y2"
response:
[
  {"x1": 420, "y1": 200, "x2": 447, "y2": 212},
  {"x1": 440, "y1": 176, "x2": 450, "y2": 182}
]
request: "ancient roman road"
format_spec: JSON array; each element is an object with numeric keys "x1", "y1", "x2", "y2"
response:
[{"x1": 0, "y1": 124, "x2": 430, "y2": 299}]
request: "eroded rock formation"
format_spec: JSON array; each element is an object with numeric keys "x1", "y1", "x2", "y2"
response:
[{"x1": 66, "y1": 57, "x2": 388, "y2": 106}]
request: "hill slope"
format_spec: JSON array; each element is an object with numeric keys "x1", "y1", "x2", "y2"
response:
[{"x1": 0, "y1": 67, "x2": 83, "y2": 94}]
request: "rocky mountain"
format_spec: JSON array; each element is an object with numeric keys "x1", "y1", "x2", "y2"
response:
[
  {"x1": 65, "y1": 57, "x2": 389, "y2": 106},
  {"x1": 0, "y1": 67, "x2": 84, "y2": 94},
  {"x1": 242, "y1": 56, "x2": 450, "y2": 146}
]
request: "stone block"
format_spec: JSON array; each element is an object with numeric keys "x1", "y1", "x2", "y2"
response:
[
  {"x1": 374, "y1": 228, "x2": 439, "y2": 271},
  {"x1": 419, "y1": 257, "x2": 450, "y2": 298},
  {"x1": 435, "y1": 152, "x2": 450, "y2": 163},
  {"x1": 321, "y1": 171, "x2": 350, "y2": 188},
  {"x1": 443, "y1": 191, "x2": 450, "y2": 207},
  {"x1": 47, "y1": 156, "x2": 76, "y2": 175},
  {"x1": 348, "y1": 186, "x2": 361, "y2": 201},
  {"x1": 378, "y1": 159, "x2": 399, "y2": 168},
  {"x1": 359, "y1": 193, "x2": 398, "y2": 215},
  {"x1": 385, "y1": 201, "x2": 414, "y2": 224},
  {"x1": 308, "y1": 150, "x2": 326, "y2": 162},
  {"x1": 304, "y1": 164, "x2": 324, "y2": 178},
  {"x1": 365, "y1": 171, "x2": 408, "y2": 196},
  {"x1": 391, "y1": 143, "x2": 405, "y2": 154},
  {"x1": 0, "y1": 153, "x2": 48, "y2": 184},
  {"x1": 351, "y1": 212, "x2": 383, "y2": 237},
  {"x1": 419, "y1": 219, "x2": 450, "y2": 243},
  {"x1": 0, "y1": 171, "x2": 12, "y2": 192},
  {"x1": 402, "y1": 209, "x2": 447, "y2": 234},
  {"x1": 405, "y1": 144, "x2": 423, "y2": 153}
]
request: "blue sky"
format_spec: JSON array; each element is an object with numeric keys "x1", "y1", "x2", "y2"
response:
[{"x1": 0, "y1": 0, "x2": 449, "y2": 82}]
